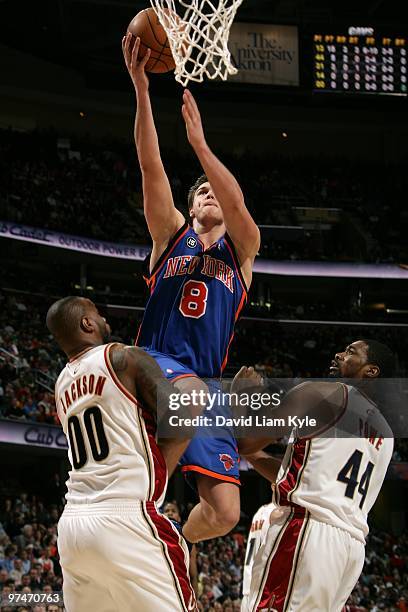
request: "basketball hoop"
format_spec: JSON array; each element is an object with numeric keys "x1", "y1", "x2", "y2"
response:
[{"x1": 149, "y1": 0, "x2": 243, "y2": 86}]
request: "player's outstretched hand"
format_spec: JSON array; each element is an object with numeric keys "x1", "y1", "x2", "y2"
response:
[
  {"x1": 122, "y1": 33, "x2": 150, "y2": 92},
  {"x1": 182, "y1": 89, "x2": 207, "y2": 151}
]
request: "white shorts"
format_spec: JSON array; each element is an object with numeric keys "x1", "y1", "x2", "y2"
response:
[
  {"x1": 58, "y1": 500, "x2": 197, "y2": 612},
  {"x1": 241, "y1": 508, "x2": 365, "y2": 612}
]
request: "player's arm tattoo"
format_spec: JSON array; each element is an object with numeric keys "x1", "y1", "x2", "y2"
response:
[
  {"x1": 110, "y1": 345, "x2": 192, "y2": 437},
  {"x1": 125, "y1": 347, "x2": 177, "y2": 421},
  {"x1": 110, "y1": 344, "x2": 129, "y2": 374},
  {"x1": 133, "y1": 349, "x2": 166, "y2": 412},
  {"x1": 129, "y1": 348, "x2": 194, "y2": 438},
  {"x1": 110, "y1": 344, "x2": 164, "y2": 414}
]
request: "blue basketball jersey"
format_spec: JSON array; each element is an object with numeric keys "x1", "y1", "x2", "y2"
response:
[{"x1": 136, "y1": 222, "x2": 247, "y2": 378}]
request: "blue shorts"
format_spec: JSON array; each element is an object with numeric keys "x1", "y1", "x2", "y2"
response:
[
  {"x1": 145, "y1": 349, "x2": 241, "y2": 486},
  {"x1": 145, "y1": 349, "x2": 197, "y2": 382}
]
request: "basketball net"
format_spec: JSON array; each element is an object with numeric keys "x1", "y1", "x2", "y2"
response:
[{"x1": 149, "y1": 0, "x2": 243, "y2": 86}]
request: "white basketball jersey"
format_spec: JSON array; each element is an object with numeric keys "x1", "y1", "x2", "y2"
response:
[
  {"x1": 276, "y1": 384, "x2": 393, "y2": 543},
  {"x1": 243, "y1": 502, "x2": 276, "y2": 596},
  {"x1": 55, "y1": 344, "x2": 167, "y2": 505}
]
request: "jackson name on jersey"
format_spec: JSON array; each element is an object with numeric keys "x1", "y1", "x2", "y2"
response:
[{"x1": 55, "y1": 344, "x2": 167, "y2": 506}]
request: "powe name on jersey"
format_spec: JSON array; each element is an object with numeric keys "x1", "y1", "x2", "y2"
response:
[
  {"x1": 59, "y1": 374, "x2": 107, "y2": 414},
  {"x1": 163, "y1": 254, "x2": 234, "y2": 293}
]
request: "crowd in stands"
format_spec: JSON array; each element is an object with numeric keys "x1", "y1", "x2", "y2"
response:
[
  {"x1": 0, "y1": 293, "x2": 60, "y2": 427},
  {"x1": 344, "y1": 530, "x2": 408, "y2": 611},
  {"x1": 0, "y1": 491, "x2": 406, "y2": 611},
  {"x1": 1, "y1": 128, "x2": 407, "y2": 263},
  {"x1": 0, "y1": 492, "x2": 63, "y2": 612}
]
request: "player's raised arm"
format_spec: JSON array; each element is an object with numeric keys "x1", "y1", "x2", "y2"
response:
[
  {"x1": 182, "y1": 89, "x2": 260, "y2": 268},
  {"x1": 122, "y1": 34, "x2": 184, "y2": 256}
]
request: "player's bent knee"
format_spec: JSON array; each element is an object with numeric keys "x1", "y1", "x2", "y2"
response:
[
  {"x1": 202, "y1": 499, "x2": 240, "y2": 536},
  {"x1": 216, "y1": 505, "x2": 240, "y2": 534}
]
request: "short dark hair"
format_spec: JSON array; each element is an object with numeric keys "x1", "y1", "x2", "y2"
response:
[
  {"x1": 187, "y1": 174, "x2": 208, "y2": 213},
  {"x1": 361, "y1": 339, "x2": 395, "y2": 377},
  {"x1": 46, "y1": 296, "x2": 87, "y2": 342}
]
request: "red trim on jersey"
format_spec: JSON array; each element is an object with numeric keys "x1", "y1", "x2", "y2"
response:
[
  {"x1": 181, "y1": 464, "x2": 241, "y2": 485},
  {"x1": 68, "y1": 346, "x2": 95, "y2": 363},
  {"x1": 196, "y1": 235, "x2": 205, "y2": 250},
  {"x1": 103, "y1": 344, "x2": 167, "y2": 503},
  {"x1": 138, "y1": 404, "x2": 167, "y2": 501},
  {"x1": 104, "y1": 344, "x2": 140, "y2": 405},
  {"x1": 134, "y1": 323, "x2": 142, "y2": 347},
  {"x1": 223, "y1": 233, "x2": 249, "y2": 294},
  {"x1": 170, "y1": 373, "x2": 200, "y2": 383},
  {"x1": 149, "y1": 275, "x2": 157, "y2": 295},
  {"x1": 144, "y1": 502, "x2": 197, "y2": 611},
  {"x1": 221, "y1": 289, "x2": 247, "y2": 373},
  {"x1": 147, "y1": 224, "x2": 190, "y2": 284},
  {"x1": 255, "y1": 509, "x2": 308, "y2": 612},
  {"x1": 196, "y1": 234, "x2": 221, "y2": 252},
  {"x1": 277, "y1": 439, "x2": 310, "y2": 506}
]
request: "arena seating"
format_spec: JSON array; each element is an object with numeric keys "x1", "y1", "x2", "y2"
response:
[{"x1": 1, "y1": 128, "x2": 406, "y2": 263}]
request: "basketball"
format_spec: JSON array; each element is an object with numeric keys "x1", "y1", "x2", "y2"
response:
[{"x1": 127, "y1": 8, "x2": 175, "y2": 73}]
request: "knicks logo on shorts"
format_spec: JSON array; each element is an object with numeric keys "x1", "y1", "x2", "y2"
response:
[{"x1": 219, "y1": 453, "x2": 235, "y2": 471}]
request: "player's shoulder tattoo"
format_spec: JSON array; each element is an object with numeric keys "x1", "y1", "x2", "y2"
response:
[{"x1": 110, "y1": 344, "x2": 129, "y2": 374}]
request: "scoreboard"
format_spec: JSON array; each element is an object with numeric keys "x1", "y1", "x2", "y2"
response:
[{"x1": 313, "y1": 27, "x2": 407, "y2": 95}]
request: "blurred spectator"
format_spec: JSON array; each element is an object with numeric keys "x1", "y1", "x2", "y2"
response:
[{"x1": 9, "y1": 559, "x2": 23, "y2": 586}]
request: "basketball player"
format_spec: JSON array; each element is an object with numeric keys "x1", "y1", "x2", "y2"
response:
[
  {"x1": 242, "y1": 491, "x2": 280, "y2": 606},
  {"x1": 46, "y1": 296, "x2": 197, "y2": 612},
  {"x1": 122, "y1": 34, "x2": 260, "y2": 542},
  {"x1": 241, "y1": 339, "x2": 394, "y2": 612},
  {"x1": 241, "y1": 452, "x2": 283, "y2": 611}
]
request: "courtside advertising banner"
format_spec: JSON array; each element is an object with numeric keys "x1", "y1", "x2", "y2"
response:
[
  {"x1": 1, "y1": 221, "x2": 407, "y2": 278},
  {"x1": 0, "y1": 418, "x2": 68, "y2": 450},
  {"x1": 229, "y1": 23, "x2": 299, "y2": 85}
]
